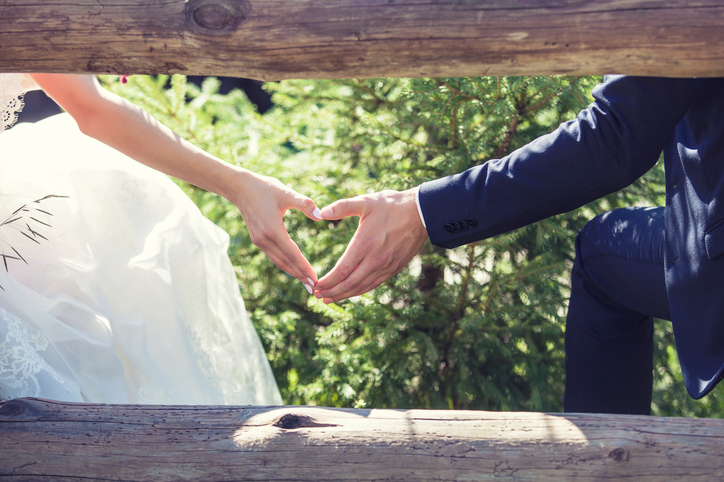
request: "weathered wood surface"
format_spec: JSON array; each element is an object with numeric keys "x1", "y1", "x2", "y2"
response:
[
  {"x1": 1, "y1": 398, "x2": 724, "y2": 480},
  {"x1": 2, "y1": 0, "x2": 724, "y2": 80}
]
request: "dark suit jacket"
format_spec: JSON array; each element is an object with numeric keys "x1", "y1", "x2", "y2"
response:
[{"x1": 418, "y1": 75, "x2": 724, "y2": 399}]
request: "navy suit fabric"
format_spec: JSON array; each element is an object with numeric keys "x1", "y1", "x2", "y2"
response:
[
  {"x1": 418, "y1": 75, "x2": 724, "y2": 399},
  {"x1": 564, "y1": 206, "x2": 667, "y2": 414}
]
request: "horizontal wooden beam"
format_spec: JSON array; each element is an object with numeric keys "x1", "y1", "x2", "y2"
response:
[
  {"x1": 1, "y1": 398, "x2": 724, "y2": 480},
  {"x1": 1, "y1": 1, "x2": 724, "y2": 80}
]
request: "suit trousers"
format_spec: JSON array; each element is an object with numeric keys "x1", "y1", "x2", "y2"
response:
[{"x1": 563, "y1": 206, "x2": 671, "y2": 415}]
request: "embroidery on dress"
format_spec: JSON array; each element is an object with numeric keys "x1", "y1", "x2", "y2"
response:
[
  {"x1": 0, "y1": 74, "x2": 26, "y2": 132},
  {"x1": 0, "y1": 308, "x2": 64, "y2": 400}
]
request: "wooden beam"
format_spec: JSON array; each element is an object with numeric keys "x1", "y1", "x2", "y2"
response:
[
  {"x1": 1, "y1": 1, "x2": 724, "y2": 80},
  {"x1": 1, "y1": 398, "x2": 724, "y2": 480}
]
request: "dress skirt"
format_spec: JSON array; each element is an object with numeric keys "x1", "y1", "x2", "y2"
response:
[{"x1": 0, "y1": 113, "x2": 282, "y2": 405}]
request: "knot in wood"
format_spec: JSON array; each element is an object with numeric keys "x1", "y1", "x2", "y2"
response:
[
  {"x1": 0, "y1": 400, "x2": 25, "y2": 416},
  {"x1": 608, "y1": 447, "x2": 629, "y2": 463},
  {"x1": 186, "y1": 0, "x2": 250, "y2": 34},
  {"x1": 273, "y1": 413, "x2": 339, "y2": 430},
  {"x1": 275, "y1": 413, "x2": 304, "y2": 429}
]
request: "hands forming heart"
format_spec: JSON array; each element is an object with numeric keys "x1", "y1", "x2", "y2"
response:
[{"x1": 233, "y1": 170, "x2": 428, "y2": 304}]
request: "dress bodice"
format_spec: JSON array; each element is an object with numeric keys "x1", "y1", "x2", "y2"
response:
[{"x1": 0, "y1": 73, "x2": 38, "y2": 132}]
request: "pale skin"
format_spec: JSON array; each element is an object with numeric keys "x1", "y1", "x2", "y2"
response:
[
  {"x1": 314, "y1": 187, "x2": 429, "y2": 303},
  {"x1": 29, "y1": 74, "x2": 321, "y2": 289}
]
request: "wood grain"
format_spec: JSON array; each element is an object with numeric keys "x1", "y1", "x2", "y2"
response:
[
  {"x1": 2, "y1": 398, "x2": 724, "y2": 480},
  {"x1": 1, "y1": 1, "x2": 724, "y2": 80}
]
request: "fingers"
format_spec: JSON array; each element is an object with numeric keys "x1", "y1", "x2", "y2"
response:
[
  {"x1": 314, "y1": 188, "x2": 428, "y2": 303},
  {"x1": 320, "y1": 196, "x2": 367, "y2": 220},
  {"x1": 314, "y1": 234, "x2": 415, "y2": 303},
  {"x1": 314, "y1": 234, "x2": 369, "y2": 296},
  {"x1": 250, "y1": 222, "x2": 318, "y2": 289},
  {"x1": 291, "y1": 194, "x2": 323, "y2": 222},
  {"x1": 316, "y1": 256, "x2": 403, "y2": 303},
  {"x1": 274, "y1": 192, "x2": 324, "y2": 286},
  {"x1": 310, "y1": 195, "x2": 374, "y2": 294},
  {"x1": 236, "y1": 176, "x2": 322, "y2": 290}
]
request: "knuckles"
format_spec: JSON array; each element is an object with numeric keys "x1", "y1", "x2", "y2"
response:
[
  {"x1": 338, "y1": 278, "x2": 360, "y2": 293},
  {"x1": 334, "y1": 264, "x2": 352, "y2": 279}
]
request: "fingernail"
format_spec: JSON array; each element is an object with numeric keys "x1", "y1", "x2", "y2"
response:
[
  {"x1": 312, "y1": 207, "x2": 322, "y2": 220},
  {"x1": 307, "y1": 277, "x2": 315, "y2": 286},
  {"x1": 314, "y1": 292, "x2": 322, "y2": 299},
  {"x1": 304, "y1": 283, "x2": 313, "y2": 295}
]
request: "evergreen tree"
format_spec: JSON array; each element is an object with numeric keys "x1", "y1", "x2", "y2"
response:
[{"x1": 105, "y1": 74, "x2": 724, "y2": 417}]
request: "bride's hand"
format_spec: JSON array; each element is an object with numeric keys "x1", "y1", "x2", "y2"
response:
[
  {"x1": 29, "y1": 74, "x2": 322, "y2": 289},
  {"x1": 233, "y1": 169, "x2": 322, "y2": 292}
]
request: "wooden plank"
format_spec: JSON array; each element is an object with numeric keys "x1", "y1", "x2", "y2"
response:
[
  {"x1": 1, "y1": 398, "x2": 724, "y2": 480},
  {"x1": 1, "y1": 1, "x2": 724, "y2": 80}
]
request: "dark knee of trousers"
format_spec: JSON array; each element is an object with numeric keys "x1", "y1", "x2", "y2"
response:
[
  {"x1": 570, "y1": 207, "x2": 669, "y2": 322},
  {"x1": 571, "y1": 213, "x2": 608, "y2": 286},
  {"x1": 574, "y1": 210, "x2": 620, "y2": 266}
]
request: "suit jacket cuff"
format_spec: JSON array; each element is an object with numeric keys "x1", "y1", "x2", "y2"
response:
[
  {"x1": 419, "y1": 173, "x2": 486, "y2": 249},
  {"x1": 415, "y1": 186, "x2": 427, "y2": 228}
]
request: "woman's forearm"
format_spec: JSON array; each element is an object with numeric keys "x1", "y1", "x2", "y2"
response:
[
  {"x1": 29, "y1": 73, "x2": 323, "y2": 285},
  {"x1": 29, "y1": 74, "x2": 247, "y2": 204}
]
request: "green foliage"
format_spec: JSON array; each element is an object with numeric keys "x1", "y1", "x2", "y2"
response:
[{"x1": 102, "y1": 74, "x2": 724, "y2": 416}]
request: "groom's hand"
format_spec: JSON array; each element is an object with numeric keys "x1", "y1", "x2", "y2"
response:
[{"x1": 314, "y1": 187, "x2": 428, "y2": 303}]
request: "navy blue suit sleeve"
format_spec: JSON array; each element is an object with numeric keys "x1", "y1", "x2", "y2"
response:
[{"x1": 419, "y1": 76, "x2": 696, "y2": 249}]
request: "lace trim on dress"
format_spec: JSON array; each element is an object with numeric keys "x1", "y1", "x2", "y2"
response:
[
  {"x1": 0, "y1": 308, "x2": 64, "y2": 401},
  {"x1": 0, "y1": 74, "x2": 27, "y2": 133}
]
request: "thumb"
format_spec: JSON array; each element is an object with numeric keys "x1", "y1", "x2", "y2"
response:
[
  {"x1": 320, "y1": 196, "x2": 367, "y2": 220},
  {"x1": 287, "y1": 193, "x2": 323, "y2": 221}
]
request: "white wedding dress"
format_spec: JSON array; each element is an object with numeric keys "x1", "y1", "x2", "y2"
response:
[{"x1": 0, "y1": 74, "x2": 282, "y2": 405}]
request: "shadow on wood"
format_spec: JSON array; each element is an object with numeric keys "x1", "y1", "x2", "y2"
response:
[{"x1": 1, "y1": 398, "x2": 723, "y2": 480}]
